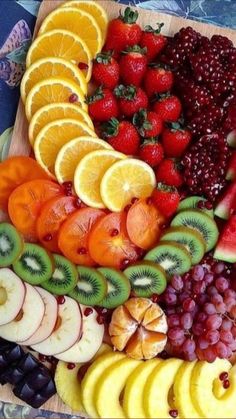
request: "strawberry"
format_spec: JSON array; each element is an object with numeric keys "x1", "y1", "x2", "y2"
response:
[
  {"x1": 153, "y1": 93, "x2": 182, "y2": 122},
  {"x1": 140, "y1": 23, "x2": 167, "y2": 62},
  {"x1": 162, "y1": 123, "x2": 192, "y2": 157},
  {"x1": 155, "y1": 158, "x2": 184, "y2": 187},
  {"x1": 101, "y1": 117, "x2": 140, "y2": 155},
  {"x1": 133, "y1": 108, "x2": 163, "y2": 138},
  {"x1": 86, "y1": 86, "x2": 118, "y2": 121},
  {"x1": 105, "y1": 7, "x2": 142, "y2": 54},
  {"x1": 119, "y1": 45, "x2": 147, "y2": 86},
  {"x1": 139, "y1": 139, "x2": 164, "y2": 167},
  {"x1": 144, "y1": 66, "x2": 174, "y2": 97},
  {"x1": 114, "y1": 84, "x2": 148, "y2": 117},
  {"x1": 151, "y1": 183, "x2": 180, "y2": 218},
  {"x1": 92, "y1": 51, "x2": 119, "y2": 89}
]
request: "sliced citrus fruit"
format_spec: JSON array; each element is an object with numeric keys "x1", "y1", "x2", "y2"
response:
[
  {"x1": 21, "y1": 57, "x2": 87, "y2": 103},
  {"x1": 34, "y1": 119, "x2": 96, "y2": 176},
  {"x1": 55, "y1": 137, "x2": 113, "y2": 184},
  {"x1": 28, "y1": 103, "x2": 94, "y2": 146},
  {"x1": 74, "y1": 150, "x2": 126, "y2": 208},
  {"x1": 39, "y1": 7, "x2": 102, "y2": 57},
  {"x1": 100, "y1": 158, "x2": 156, "y2": 212},
  {"x1": 26, "y1": 30, "x2": 92, "y2": 81}
]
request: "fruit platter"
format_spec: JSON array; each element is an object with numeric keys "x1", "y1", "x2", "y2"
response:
[{"x1": 0, "y1": 0, "x2": 236, "y2": 417}]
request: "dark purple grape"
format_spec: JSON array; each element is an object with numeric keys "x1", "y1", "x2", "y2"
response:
[
  {"x1": 26, "y1": 367, "x2": 51, "y2": 391},
  {"x1": 40, "y1": 379, "x2": 56, "y2": 398},
  {"x1": 1, "y1": 366, "x2": 25, "y2": 385},
  {"x1": 0, "y1": 339, "x2": 15, "y2": 352},
  {"x1": 5, "y1": 345, "x2": 24, "y2": 363},
  {"x1": 0, "y1": 353, "x2": 7, "y2": 371},
  {"x1": 17, "y1": 354, "x2": 39, "y2": 373},
  {"x1": 13, "y1": 382, "x2": 35, "y2": 403},
  {"x1": 28, "y1": 393, "x2": 47, "y2": 409}
]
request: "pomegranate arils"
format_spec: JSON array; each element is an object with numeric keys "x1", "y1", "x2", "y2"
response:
[
  {"x1": 169, "y1": 409, "x2": 178, "y2": 418},
  {"x1": 223, "y1": 379, "x2": 230, "y2": 389},
  {"x1": 84, "y1": 307, "x2": 93, "y2": 317},
  {"x1": 96, "y1": 314, "x2": 105, "y2": 325},
  {"x1": 67, "y1": 363, "x2": 76, "y2": 370},
  {"x1": 69, "y1": 93, "x2": 78, "y2": 103},
  {"x1": 78, "y1": 62, "x2": 89, "y2": 70},
  {"x1": 110, "y1": 228, "x2": 119, "y2": 237},
  {"x1": 57, "y1": 295, "x2": 65, "y2": 305},
  {"x1": 43, "y1": 233, "x2": 53, "y2": 242},
  {"x1": 77, "y1": 247, "x2": 87, "y2": 255}
]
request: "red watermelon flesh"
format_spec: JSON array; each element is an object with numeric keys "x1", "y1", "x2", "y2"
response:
[
  {"x1": 226, "y1": 151, "x2": 236, "y2": 181},
  {"x1": 214, "y1": 182, "x2": 236, "y2": 220},
  {"x1": 214, "y1": 215, "x2": 236, "y2": 263}
]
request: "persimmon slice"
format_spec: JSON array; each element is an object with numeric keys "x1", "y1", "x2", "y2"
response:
[
  {"x1": 58, "y1": 207, "x2": 105, "y2": 266},
  {"x1": 8, "y1": 179, "x2": 63, "y2": 241}
]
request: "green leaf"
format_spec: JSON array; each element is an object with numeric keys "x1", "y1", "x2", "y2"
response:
[
  {"x1": 16, "y1": 0, "x2": 40, "y2": 16},
  {"x1": 0, "y1": 127, "x2": 13, "y2": 161},
  {"x1": 6, "y1": 39, "x2": 31, "y2": 64}
]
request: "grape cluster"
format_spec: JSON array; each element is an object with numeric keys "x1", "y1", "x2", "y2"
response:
[{"x1": 162, "y1": 260, "x2": 236, "y2": 362}]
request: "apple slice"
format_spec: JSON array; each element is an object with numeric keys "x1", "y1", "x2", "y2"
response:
[
  {"x1": 56, "y1": 305, "x2": 104, "y2": 363},
  {"x1": 32, "y1": 296, "x2": 82, "y2": 356},
  {"x1": 21, "y1": 287, "x2": 58, "y2": 346},
  {"x1": 0, "y1": 268, "x2": 25, "y2": 326},
  {"x1": 0, "y1": 283, "x2": 45, "y2": 342}
]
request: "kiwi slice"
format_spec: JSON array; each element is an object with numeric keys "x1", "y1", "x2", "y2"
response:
[
  {"x1": 160, "y1": 227, "x2": 206, "y2": 265},
  {"x1": 97, "y1": 267, "x2": 131, "y2": 309},
  {"x1": 178, "y1": 196, "x2": 214, "y2": 217},
  {"x1": 0, "y1": 223, "x2": 23, "y2": 267},
  {"x1": 124, "y1": 261, "x2": 167, "y2": 298},
  {"x1": 42, "y1": 254, "x2": 77, "y2": 295},
  {"x1": 13, "y1": 243, "x2": 53, "y2": 285},
  {"x1": 68, "y1": 266, "x2": 107, "y2": 306},
  {"x1": 144, "y1": 241, "x2": 191, "y2": 278},
  {"x1": 171, "y1": 209, "x2": 219, "y2": 252}
]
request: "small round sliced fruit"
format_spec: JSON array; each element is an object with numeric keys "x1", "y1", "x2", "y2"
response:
[
  {"x1": 0, "y1": 268, "x2": 25, "y2": 326},
  {"x1": 74, "y1": 150, "x2": 126, "y2": 208},
  {"x1": 97, "y1": 267, "x2": 131, "y2": 309},
  {"x1": 69, "y1": 266, "x2": 107, "y2": 306},
  {"x1": 42, "y1": 254, "x2": 78, "y2": 296},
  {"x1": 124, "y1": 262, "x2": 167, "y2": 298},
  {"x1": 178, "y1": 196, "x2": 214, "y2": 217},
  {"x1": 58, "y1": 207, "x2": 105, "y2": 266},
  {"x1": 88, "y1": 212, "x2": 139, "y2": 269},
  {"x1": 0, "y1": 283, "x2": 45, "y2": 342},
  {"x1": 0, "y1": 223, "x2": 24, "y2": 267},
  {"x1": 100, "y1": 158, "x2": 156, "y2": 212},
  {"x1": 160, "y1": 226, "x2": 206, "y2": 265},
  {"x1": 144, "y1": 241, "x2": 192, "y2": 278},
  {"x1": 13, "y1": 243, "x2": 54, "y2": 285}
]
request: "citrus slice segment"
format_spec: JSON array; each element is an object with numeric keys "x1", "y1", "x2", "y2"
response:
[
  {"x1": 74, "y1": 150, "x2": 126, "y2": 208},
  {"x1": 34, "y1": 119, "x2": 96, "y2": 176},
  {"x1": 55, "y1": 137, "x2": 113, "y2": 184},
  {"x1": 29, "y1": 103, "x2": 94, "y2": 146},
  {"x1": 100, "y1": 158, "x2": 156, "y2": 212},
  {"x1": 39, "y1": 7, "x2": 102, "y2": 57}
]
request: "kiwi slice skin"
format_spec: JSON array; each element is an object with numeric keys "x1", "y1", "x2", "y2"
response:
[
  {"x1": 42, "y1": 254, "x2": 77, "y2": 295},
  {"x1": 13, "y1": 243, "x2": 53, "y2": 285},
  {"x1": 144, "y1": 241, "x2": 191, "y2": 278},
  {"x1": 124, "y1": 261, "x2": 167, "y2": 298},
  {"x1": 171, "y1": 209, "x2": 219, "y2": 252},
  {"x1": 178, "y1": 196, "x2": 214, "y2": 218},
  {"x1": 68, "y1": 266, "x2": 107, "y2": 306},
  {"x1": 97, "y1": 267, "x2": 131, "y2": 309},
  {"x1": 160, "y1": 226, "x2": 206, "y2": 265},
  {"x1": 0, "y1": 223, "x2": 23, "y2": 267}
]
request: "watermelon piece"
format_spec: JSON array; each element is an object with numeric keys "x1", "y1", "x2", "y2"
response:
[
  {"x1": 226, "y1": 151, "x2": 236, "y2": 181},
  {"x1": 214, "y1": 182, "x2": 236, "y2": 220},
  {"x1": 214, "y1": 215, "x2": 236, "y2": 263}
]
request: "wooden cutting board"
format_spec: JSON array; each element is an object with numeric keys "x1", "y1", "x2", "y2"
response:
[{"x1": 1, "y1": 0, "x2": 236, "y2": 415}]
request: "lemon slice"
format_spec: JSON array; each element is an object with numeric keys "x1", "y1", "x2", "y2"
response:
[
  {"x1": 26, "y1": 29, "x2": 92, "y2": 81},
  {"x1": 74, "y1": 150, "x2": 126, "y2": 208},
  {"x1": 34, "y1": 119, "x2": 96, "y2": 176},
  {"x1": 100, "y1": 158, "x2": 156, "y2": 212},
  {"x1": 39, "y1": 7, "x2": 102, "y2": 57},
  {"x1": 55, "y1": 136, "x2": 113, "y2": 184}
]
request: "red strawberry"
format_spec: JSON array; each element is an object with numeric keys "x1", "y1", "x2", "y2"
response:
[
  {"x1": 114, "y1": 84, "x2": 148, "y2": 117},
  {"x1": 144, "y1": 66, "x2": 174, "y2": 97},
  {"x1": 162, "y1": 123, "x2": 192, "y2": 157},
  {"x1": 105, "y1": 7, "x2": 142, "y2": 54},
  {"x1": 151, "y1": 183, "x2": 180, "y2": 218},
  {"x1": 92, "y1": 51, "x2": 119, "y2": 89},
  {"x1": 155, "y1": 158, "x2": 184, "y2": 187},
  {"x1": 139, "y1": 139, "x2": 164, "y2": 167},
  {"x1": 101, "y1": 117, "x2": 140, "y2": 155},
  {"x1": 133, "y1": 108, "x2": 163, "y2": 138},
  {"x1": 86, "y1": 86, "x2": 118, "y2": 122},
  {"x1": 119, "y1": 45, "x2": 147, "y2": 86},
  {"x1": 153, "y1": 93, "x2": 182, "y2": 122},
  {"x1": 140, "y1": 23, "x2": 167, "y2": 62}
]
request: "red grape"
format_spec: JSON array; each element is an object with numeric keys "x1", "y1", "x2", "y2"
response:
[
  {"x1": 204, "y1": 303, "x2": 216, "y2": 315},
  {"x1": 183, "y1": 298, "x2": 196, "y2": 312},
  {"x1": 206, "y1": 314, "x2": 222, "y2": 330},
  {"x1": 205, "y1": 330, "x2": 220, "y2": 345},
  {"x1": 168, "y1": 327, "x2": 184, "y2": 340},
  {"x1": 180, "y1": 313, "x2": 193, "y2": 330},
  {"x1": 215, "y1": 341, "x2": 228, "y2": 358}
]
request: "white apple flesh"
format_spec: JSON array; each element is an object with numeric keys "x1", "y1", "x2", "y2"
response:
[{"x1": 0, "y1": 268, "x2": 25, "y2": 326}]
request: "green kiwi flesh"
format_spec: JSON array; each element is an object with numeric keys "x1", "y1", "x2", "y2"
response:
[
  {"x1": 97, "y1": 267, "x2": 131, "y2": 308},
  {"x1": 144, "y1": 241, "x2": 191, "y2": 278},
  {"x1": 178, "y1": 196, "x2": 214, "y2": 218},
  {"x1": 171, "y1": 209, "x2": 219, "y2": 252},
  {"x1": 13, "y1": 243, "x2": 53, "y2": 285},
  {"x1": 160, "y1": 226, "x2": 206, "y2": 265},
  {"x1": 42, "y1": 254, "x2": 77, "y2": 295},
  {"x1": 0, "y1": 223, "x2": 23, "y2": 267},
  {"x1": 124, "y1": 261, "x2": 167, "y2": 297},
  {"x1": 68, "y1": 266, "x2": 107, "y2": 306}
]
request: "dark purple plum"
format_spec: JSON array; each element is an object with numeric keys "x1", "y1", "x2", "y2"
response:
[
  {"x1": 40, "y1": 379, "x2": 56, "y2": 398},
  {"x1": 26, "y1": 366, "x2": 51, "y2": 390},
  {"x1": 5, "y1": 345, "x2": 24, "y2": 363},
  {"x1": 13, "y1": 382, "x2": 35, "y2": 403},
  {"x1": 1, "y1": 366, "x2": 25, "y2": 385},
  {"x1": 17, "y1": 354, "x2": 39, "y2": 373}
]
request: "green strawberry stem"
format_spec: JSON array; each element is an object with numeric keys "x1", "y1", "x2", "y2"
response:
[
  {"x1": 144, "y1": 23, "x2": 164, "y2": 34},
  {"x1": 85, "y1": 86, "x2": 104, "y2": 104},
  {"x1": 101, "y1": 118, "x2": 120, "y2": 138},
  {"x1": 120, "y1": 7, "x2": 139, "y2": 24},
  {"x1": 94, "y1": 51, "x2": 113, "y2": 64}
]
